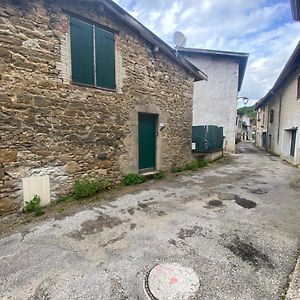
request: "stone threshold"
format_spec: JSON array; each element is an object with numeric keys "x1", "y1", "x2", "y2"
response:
[{"x1": 139, "y1": 171, "x2": 158, "y2": 176}]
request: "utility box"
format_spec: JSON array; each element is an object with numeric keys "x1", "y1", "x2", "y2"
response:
[
  {"x1": 192, "y1": 125, "x2": 224, "y2": 153},
  {"x1": 22, "y1": 175, "x2": 51, "y2": 207}
]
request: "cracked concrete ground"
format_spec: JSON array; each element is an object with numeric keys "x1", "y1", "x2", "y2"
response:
[{"x1": 1, "y1": 142, "x2": 300, "y2": 299}]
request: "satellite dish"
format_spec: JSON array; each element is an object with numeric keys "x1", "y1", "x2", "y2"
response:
[{"x1": 173, "y1": 31, "x2": 187, "y2": 49}]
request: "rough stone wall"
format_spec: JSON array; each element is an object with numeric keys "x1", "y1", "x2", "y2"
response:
[
  {"x1": 0, "y1": 0, "x2": 194, "y2": 214},
  {"x1": 181, "y1": 53, "x2": 239, "y2": 152}
]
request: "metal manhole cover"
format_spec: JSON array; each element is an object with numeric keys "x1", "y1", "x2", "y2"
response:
[{"x1": 145, "y1": 263, "x2": 200, "y2": 300}]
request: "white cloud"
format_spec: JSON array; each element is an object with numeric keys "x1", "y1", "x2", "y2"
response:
[{"x1": 113, "y1": 0, "x2": 300, "y2": 102}]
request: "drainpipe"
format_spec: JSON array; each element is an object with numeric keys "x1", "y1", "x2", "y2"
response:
[
  {"x1": 266, "y1": 104, "x2": 270, "y2": 150},
  {"x1": 277, "y1": 93, "x2": 282, "y2": 144}
]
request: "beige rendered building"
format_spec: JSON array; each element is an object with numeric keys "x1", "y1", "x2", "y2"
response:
[{"x1": 256, "y1": 41, "x2": 300, "y2": 165}]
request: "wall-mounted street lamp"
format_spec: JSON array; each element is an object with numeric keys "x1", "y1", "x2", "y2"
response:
[{"x1": 237, "y1": 96, "x2": 249, "y2": 105}]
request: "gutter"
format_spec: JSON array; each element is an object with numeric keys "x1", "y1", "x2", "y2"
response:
[{"x1": 256, "y1": 41, "x2": 300, "y2": 110}]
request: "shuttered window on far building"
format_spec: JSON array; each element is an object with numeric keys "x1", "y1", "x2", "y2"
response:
[
  {"x1": 70, "y1": 17, "x2": 116, "y2": 90},
  {"x1": 269, "y1": 109, "x2": 274, "y2": 124}
]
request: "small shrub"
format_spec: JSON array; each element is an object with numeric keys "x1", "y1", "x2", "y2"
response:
[
  {"x1": 57, "y1": 195, "x2": 75, "y2": 203},
  {"x1": 171, "y1": 165, "x2": 184, "y2": 173},
  {"x1": 184, "y1": 160, "x2": 199, "y2": 171},
  {"x1": 73, "y1": 178, "x2": 112, "y2": 199},
  {"x1": 24, "y1": 195, "x2": 44, "y2": 216},
  {"x1": 123, "y1": 173, "x2": 145, "y2": 186},
  {"x1": 197, "y1": 159, "x2": 208, "y2": 168},
  {"x1": 153, "y1": 170, "x2": 166, "y2": 180}
]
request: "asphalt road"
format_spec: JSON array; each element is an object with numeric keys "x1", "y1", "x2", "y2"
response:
[{"x1": 1, "y1": 142, "x2": 300, "y2": 300}]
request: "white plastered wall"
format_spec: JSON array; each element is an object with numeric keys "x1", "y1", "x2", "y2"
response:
[
  {"x1": 278, "y1": 72, "x2": 300, "y2": 164},
  {"x1": 183, "y1": 54, "x2": 239, "y2": 152}
]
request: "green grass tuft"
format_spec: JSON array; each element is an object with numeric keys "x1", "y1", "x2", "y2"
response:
[
  {"x1": 123, "y1": 173, "x2": 145, "y2": 186},
  {"x1": 24, "y1": 195, "x2": 44, "y2": 216},
  {"x1": 171, "y1": 165, "x2": 185, "y2": 173},
  {"x1": 197, "y1": 159, "x2": 208, "y2": 168},
  {"x1": 73, "y1": 178, "x2": 112, "y2": 199},
  {"x1": 153, "y1": 170, "x2": 166, "y2": 180},
  {"x1": 184, "y1": 160, "x2": 199, "y2": 171}
]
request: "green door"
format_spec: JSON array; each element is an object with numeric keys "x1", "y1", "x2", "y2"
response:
[
  {"x1": 290, "y1": 130, "x2": 297, "y2": 157},
  {"x1": 138, "y1": 113, "x2": 157, "y2": 171}
]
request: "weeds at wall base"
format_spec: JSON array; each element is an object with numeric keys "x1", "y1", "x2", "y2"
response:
[
  {"x1": 123, "y1": 173, "x2": 145, "y2": 186},
  {"x1": 172, "y1": 159, "x2": 209, "y2": 173},
  {"x1": 43, "y1": 162, "x2": 211, "y2": 215},
  {"x1": 58, "y1": 178, "x2": 112, "y2": 203},
  {"x1": 23, "y1": 195, "x2": 44, "y2": 217}
]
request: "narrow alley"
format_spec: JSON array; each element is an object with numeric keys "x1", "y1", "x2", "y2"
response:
[{"x1": 1, "y1": 143, "x2": 300, "y2": 299}]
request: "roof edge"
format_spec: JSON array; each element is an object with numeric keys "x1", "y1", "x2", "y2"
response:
[
  {"x1": 256, "y1": 41, "x2": 300, "y2": 109},
  {"x1": 179, "y1": 47, "x2": 249, "y2": 58},
  {"x1": 179, "y1": 47, "x2": 249, "y2": 91}
]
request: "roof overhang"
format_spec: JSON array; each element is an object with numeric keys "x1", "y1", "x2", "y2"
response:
[
  {"x1": 179, "y1": 48, "x2": 249, "y2": 91},
  {"x1": 67, "y1": 0, "x2": 207, "y2": 81},
  {"x1": 255, "y1": 41, "x2": 300, "y2": 110},
  {"x1": 290, "y1": 0, "x2": 300, "y2": 21}
]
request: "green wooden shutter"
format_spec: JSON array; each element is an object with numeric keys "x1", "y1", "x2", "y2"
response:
[
  {"x1": 95, "y1": 27, "x2": 116, "y2": 89},
  {"x1": 70, "y1": 17, "x2": 94, "y2": 85}
]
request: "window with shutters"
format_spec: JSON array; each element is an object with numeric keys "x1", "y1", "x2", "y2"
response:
[
  {"x1": 70, "y1": 17, "x2": 116, "y2": 90},
  {"x1": 269, "y1": 109, "x2": 274, "y2": 124}
]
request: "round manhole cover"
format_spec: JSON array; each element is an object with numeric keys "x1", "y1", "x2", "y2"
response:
[{"x1": 145, "y1": 263, "x2": 200, "y2": 300}]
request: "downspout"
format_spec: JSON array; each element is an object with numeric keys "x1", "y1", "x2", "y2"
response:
[
  {"x1": 277, "y1": 93, "x2": 282, "y2": 144},
  {"x1": 266, "y1": 105, "x2": 270, "y2": 150}
]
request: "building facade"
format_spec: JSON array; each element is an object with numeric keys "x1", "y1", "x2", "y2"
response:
[
  {"x1": 256, "y1": 106, "x2": 270, "y2": 149},
  {"x1": 290, "y1": 0, "x2": 300, "y2": 21},
  {"x1": 0, "y1": 0, "x2": 206, "y2": 214},
  {"x1": 256, "y1": 42, "x2": 300, "y2": 165},
  {"x1": 180, "y1": 48, "x2": 249, "y2": 152},
  {"x1": 236, "y1": 113, "x2": 254, "y2": 142}
]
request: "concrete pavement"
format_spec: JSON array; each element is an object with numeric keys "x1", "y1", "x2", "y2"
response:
[{"x1": 1, "y1": 142, "x2": 300, "y2": 299}]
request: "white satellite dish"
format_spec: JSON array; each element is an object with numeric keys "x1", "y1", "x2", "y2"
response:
[{"x1": 173, "y1": 31, "x2": 187, "y2": 49}]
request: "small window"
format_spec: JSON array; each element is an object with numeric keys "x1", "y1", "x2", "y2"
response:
[
  {"x1": 269, "y1": 109, "x2": 274, "y2": 124},
  {"x1": 297, "y1": 75, "x2": 300, "y2": 99},
  {"x1": 70, "y1": 17, "x2": 116, "y2": 90}
]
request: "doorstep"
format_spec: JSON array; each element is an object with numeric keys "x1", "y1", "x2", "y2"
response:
[{"x1": 139, "y1": 170, "x2": 157, "y2": 176}]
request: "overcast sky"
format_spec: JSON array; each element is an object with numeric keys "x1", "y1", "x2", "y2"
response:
[{"x1": 113, "y1": 0, "x2": 300, "y2": 106}]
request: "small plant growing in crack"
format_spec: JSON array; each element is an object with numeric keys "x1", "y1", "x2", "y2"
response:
[
  {"x1": 153, "y1": 170, "x2": 166, "y2": 180},
  {"x1": 24, "y1": 195, "x2": 44, "y2": 216}
]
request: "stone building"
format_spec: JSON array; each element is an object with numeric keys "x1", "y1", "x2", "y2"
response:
[
  {"x1": 236, "y1": 113, "x2": 253, "y2": 142},
  {"x1": 179, "y1": 48, "x2": 249, "y2": 152},
  {"x1": 0, "y1": 0, "x2": 206, "y2": 214},
  {"x1": 256, "y1": 106, "x2": 270, "y2": 150},
  {"x1": 256, "y1": 41, "x2": 300, "y2": 165}
]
